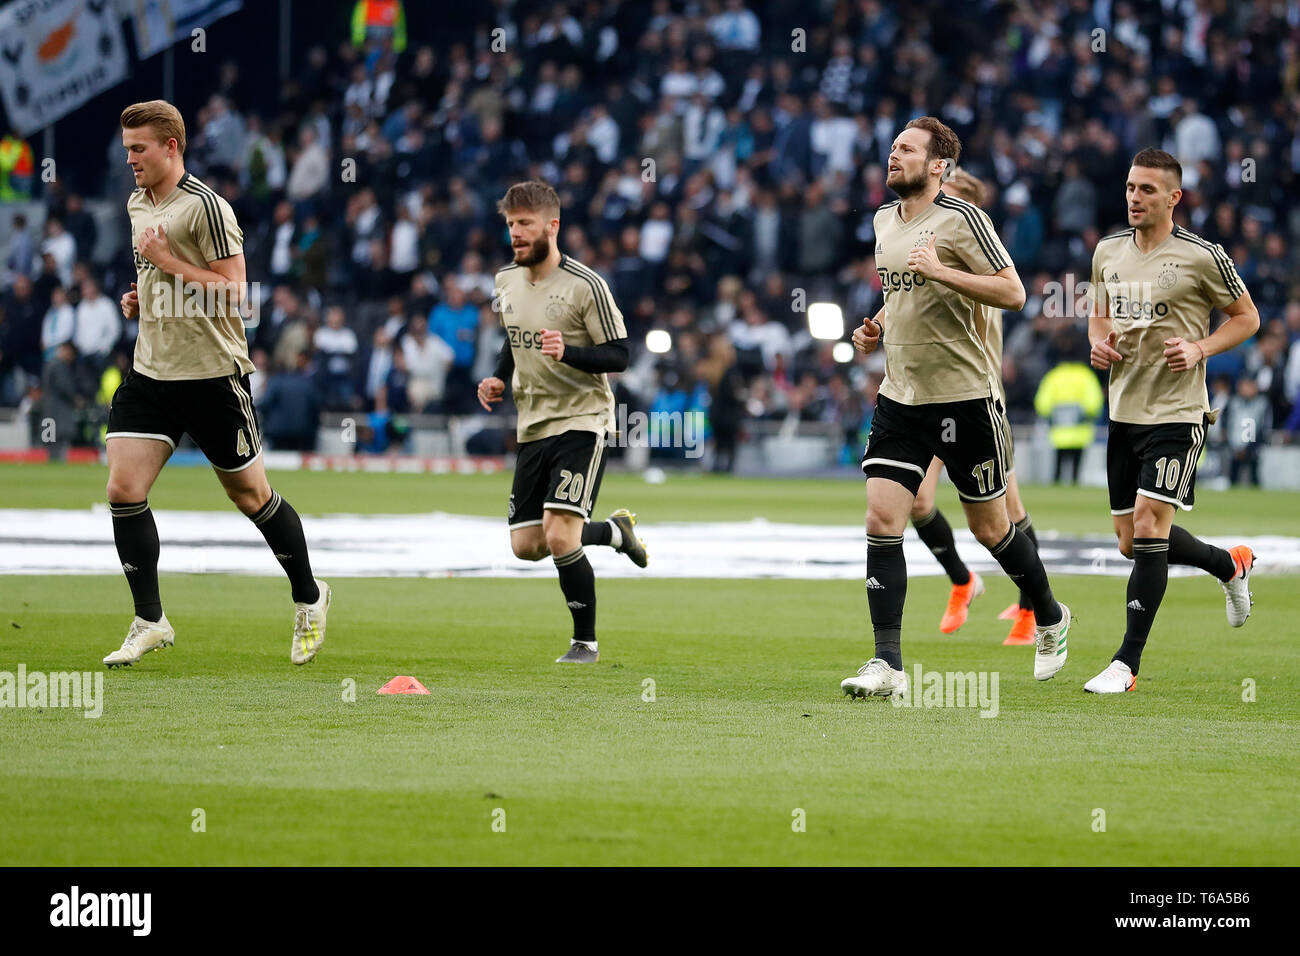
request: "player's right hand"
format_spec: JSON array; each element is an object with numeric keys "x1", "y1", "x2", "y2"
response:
[
  {"x1": 121, "y1": 282, "x2": 139, "y2": 320},
  {"x1": 477, "y1": 376, "x2": 505, "y2": 412},
  {"x1": 852, "y1": 316, "x2": 882, "y2": 354},
  {"x1": 1091, "y1": 330, "x2": 1123, "y2": 370}
]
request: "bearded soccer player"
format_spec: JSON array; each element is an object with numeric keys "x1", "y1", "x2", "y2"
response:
[
  {"x1": 909, "y1": 167, "x2": 1044, "y2": 645},
  {"x1": 477, "y1": 181, "x2": 647, "y2": 664},
  {"x1": 842, "y1": 117, "x2": 1071, "y2": 699},
  {"x1": 1084, "y1": 148, "x2": 1259, "y2": 694},
  {"x1": 102, "y1": 100, "x2": 330, "y2": 668}
]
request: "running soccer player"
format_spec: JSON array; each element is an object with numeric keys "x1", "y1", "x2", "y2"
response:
[
  {"x1": 1084, "y1": 148, "x2": 1260, "y2": 693},
  {"x1": 842, "y1": 117, "x2": 1071, "y2": 698},
  {"x1": 476, "y1": 181, "x2": 647, "y2": 664},
  {"x1": 910, "y1": 167, "x2": 1044, "y2": 645},
  {"x1": 103, "y1": 100, "x2": 330, "y2": 668}
]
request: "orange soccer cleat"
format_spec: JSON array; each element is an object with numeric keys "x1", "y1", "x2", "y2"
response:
[
  {"x1": 997, "y1": 603, "x2": 1020, "y2": 621},
  {"x1": 939, "y1": 572, "x2": 985, "y2": 633},
  {"x1": 1002, "y1": 607, "x2": 1036, "y2": 645}
]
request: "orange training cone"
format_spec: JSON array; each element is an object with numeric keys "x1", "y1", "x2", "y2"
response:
[{"x1": 377, "y1": 676, "x2": 431, "y2": 695}]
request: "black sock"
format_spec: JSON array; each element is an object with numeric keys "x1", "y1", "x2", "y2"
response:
[
  {"x1": 1013, "y1": 514, "x2": 1038, "y2": 610},
  {"x1": 111, "y1": 500, "x2": 162, "y2": 622},
  {"x1": 554, "y1": 546, "x2": 596, "y2": 642},
  {"x1": 912, "y1": 507, "x2": 971, "y2": 586},
  {"x1": 1115, "y1": 538, "x2": 1169, "y2": 675},
  {"x1": 988, "y1": 524, "x2": 1061, "y2": 626},
  {"x1": 1168, "y1": 525, "x2": 1236, "y2": 582},
  {"x1": 581, "y1": 520, "x2": 613, "y2": 547},
  {"x1": 866, "y1": 533, "x2": 907, "y2": 669},
  {"x1": 249, "y1": 491, "x2": 319, "y2": 604}
]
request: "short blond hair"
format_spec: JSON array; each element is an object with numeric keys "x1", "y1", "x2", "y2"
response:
[
  {"x1": 121, "y1": 100, "x2": 187, "y2": 154},
  {"x1": 497, "y1": 180, "x2": 560, "y2": 218},
  {"x1": 944, "y1": 168, "x2": 987, "y2": 206}
]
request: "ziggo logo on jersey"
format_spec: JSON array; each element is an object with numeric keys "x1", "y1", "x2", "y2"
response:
[{"x1": 506, "y1": 325, "x2": 545, "y2": 349}]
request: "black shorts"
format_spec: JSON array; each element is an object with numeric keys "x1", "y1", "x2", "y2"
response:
[
  {"x1": 106, "y1": 367, "x2": 263, "y2": 472},
  {"x1": 862, "y1": 393, "x2": 1012, "y2": 502},
  {"x1": 508, "y1": 429, "x2": 608, "y2": 529},
  {"x1": 1108, "y1": 416, "x2": 1209, "y2": 514}
]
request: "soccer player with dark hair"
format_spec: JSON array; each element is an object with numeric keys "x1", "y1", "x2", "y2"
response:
[
  {"x1": 102, "y1": 100, "x2": 331, "y2": 668},
  {"x1": 1084, "y1": 148, "x2": 1260, "y2": 693},
  {"x1": 477, "y1": 181, "x2": 647, "y2": 664},
  {"x1": 842, "y1": 117, "x2": 1072, "y2": 698},
  {"x1": 909, "y1": 166, "x2": 1045, "y2": 645}
]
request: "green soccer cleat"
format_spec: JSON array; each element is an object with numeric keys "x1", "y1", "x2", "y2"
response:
[
  {"x1": 292, "y1": 579, "x2": 332, "y2": 665},
  {"x1": 608, "y1": 509, "x2": 648, "y2": 568},
  {"x1": 1034, "y1": 602, "x2": 1070, "y2": 681}
]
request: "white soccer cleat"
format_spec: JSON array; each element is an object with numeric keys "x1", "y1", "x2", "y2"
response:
[
  {"x1": 1084, "y1": 659, "x2": 1136, "y2": 694},
  {"x1": 841, "y1": 658, "x2": 909, "y2": 699},
  {"x1": 1033, "y1": 602, "x2": 1070, "y2": 681},
  {"x1": 103, "y1": 615, "x2": 175, "y2": 668},
  {"x1": 291, "y1": 579, "x2": 332, "y2": 665},
  {"x1": 1221, "y1": 545, "x2": 1254, "y2": 628}
]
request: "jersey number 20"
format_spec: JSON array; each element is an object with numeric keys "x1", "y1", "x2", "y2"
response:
[{"x1": 555, "y1": 469, "x2": 584, "y2": 503}]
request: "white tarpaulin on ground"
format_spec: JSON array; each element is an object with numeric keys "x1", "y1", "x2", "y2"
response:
[
  {"x1": 130, "y1": 0, "x2": 243, "y2": 60},
  {"x1": 0, "y1": 0, "x2": 129, "y2": 136},
  {"x1": 1, "y1": 509, "x2": 1298, "y2": 579}
]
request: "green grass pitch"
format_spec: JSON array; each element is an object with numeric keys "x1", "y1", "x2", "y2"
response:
[{"x1": 1, "y1": 464, "x2": 1298, "y2": 865}]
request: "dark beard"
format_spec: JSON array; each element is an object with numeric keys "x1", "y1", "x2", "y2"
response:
[
  {"x1": 888, "y1": 169, "x2": 929, "y2": 199},
  {"x1": 514, "y1": 235, "x2": 551, "y2": 266}
]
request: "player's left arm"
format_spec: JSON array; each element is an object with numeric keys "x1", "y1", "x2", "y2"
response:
[
  {"x1": 1164, "y1": 290, "x2": 1260, "y2": 373},
  {"x1": 1164, "y1": 244, "x2": 1259, "y2": 373},
  {"x1": 909, "y1": 216, "x2": 1026, "y2": 311}
]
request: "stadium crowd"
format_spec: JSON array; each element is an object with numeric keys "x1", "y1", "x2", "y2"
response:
[{"x1": 2, "y1": 0, "x2": 1300, "y2": 478}]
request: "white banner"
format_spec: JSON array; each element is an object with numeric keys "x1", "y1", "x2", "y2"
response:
[
  {"x1": 0, "y1": 0, "x2": 129, "y2": 137},
  {"x1": 131, "y1": 0, "x2": 243, "y2": 59}
]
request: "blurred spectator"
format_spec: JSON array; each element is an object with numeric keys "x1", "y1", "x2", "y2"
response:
[
  {"x1": 314, "y1": 304, "x2": 360, "y2": 409},
  {"x1": 5, "y1": 213, "x2": 35, "y2": 280},
  {"x1": 1224, "y1": 377, "x2": 1271, "y2": 486},
  {"x1": 63, "y1": 196, "x2": 98, "y2": 264},
  {"x1": 42, "y1": 286, "x2": 76, "y2": 362},
  {"x1": 262, "y1": 351, "x2": 322, "y2": 450},
  {"x1": 42, "y1": 220, "x2": 76, "y2": 286},
  {"x1": 400, "y1": 314, "x2": 454, "y2": 412},
  {"x1": 1034, "y1": 343, "x2": 1104, "y2": 484},
  {"x1": 73, "y1": 277, "x2": 121, "y2": 374},
  {"x1": 1002, "y1": 183, "x2": 1044, "y2": 273},
  {"x1": 0, "y1": 274, "x2": 42, "y2": 397},
  {"x1": 709, "y1": 0, "x2": 761, "y2": 52},
  {"x1": 362, "y1": 326, "x2": 395, "y2": 406},
  {"x1": 40, "y1": 342, "x2": 82, "y2": 461},
  {"x1": 286, "y1": 127, "x2": 329, "y2": 206},
  {"x1": 0, "y1": 131, "x2": 34, "y2": 201},
  {"x1": 351, "y1": 0, "x2": 407, "y2": 53}
]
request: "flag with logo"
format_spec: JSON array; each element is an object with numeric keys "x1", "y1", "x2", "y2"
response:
[{"x1": 0, "y1": 0, "x2": 129, "y2": 136}]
